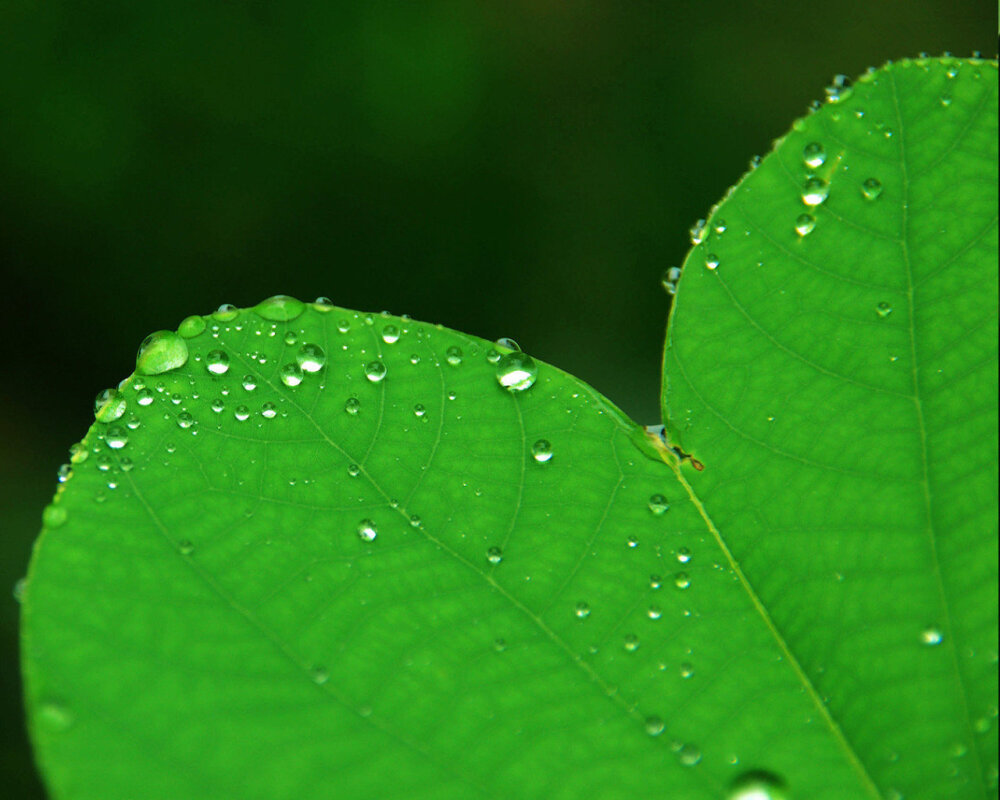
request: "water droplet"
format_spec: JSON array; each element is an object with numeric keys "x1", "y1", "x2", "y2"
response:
[
  {"x1": 486, "y1": 546, "x2": 503, "y2": 565},
  {"x1": 531, "y1": 440, "x2": 553, "y2": 463},
  {"x1": 178, "y1": 539, "x2": 194, "y2": 556},
  {"x1": 94, "y1": 389, "x2": 126, "y2": 422},
  {"x1": 176, "y1": 412, "x2": 196, "y2": 430},
  {"x1": 649, "y1": 574, "x2": 663, "y2": 589},
  {"x1": 69, "y1": 443, "x2": 89, "y2": 463},
  {"x1": 862, "y1": 177, "x2": 883, "y2": 200},
  {"x1": 485, "y1": 349, "x2": 501, "y2": 364},
  {"x1": 365, "y1": 361, "x2": 387, "y2": 382},
  {"x1": 234, "y1": 405, "x2": 250, "y2": 421},
  {"x1": 210, "y1": 398, "x2": 225, "y2": 413},
  {"x1": 795, "y1": 214, "x2": 816, "y2": 237},
  {"x1": 876, "y1": 302, "x2": 893, "y2": 318},
  {"x1": 647, "y1": 606, "x2": 662, "y2": 620},
  {"x1": 680, "y1": 662, "x2": 694, "y2": 679},
  {"x1": 575, "y1": 602, "x2": 591, "y2": 619},
  {"x1": 689, "y1": 219, "x2": 707, "y2": 245},
  {"x1": 206, "y1": 350, "x2": 230, "y2": 375},
  {"x1": 283, "y1": 331, "x2": 298, "y2": 347},
  {"x1": 648, "y1": 494, "x2": 669, "y2": 514},
  {"x1": 676, "y1": 743, "x2": 702, "y2": 766},
  {"x1": 492, "y1": 638, "x2": 507, "y2": 653},
  {"x1": 311, "y1": 666, "x2": 330, "y2": 685},
  {"x1": 136, "y1": 387, "x2": 155, "y2": 407},
  {"x1": 644, "y1": 716, "x2": 665, "y2": 736},
  {"x1": 704, "y1": 253, "x2": 720, "y2": 271},
  {"x1": 336, "y1": 319, "x2": 350, "y2": 333},
  {"x1": 312, "y1": 297, "x2": 335, "y2": 313},
  {"x1": 623, "y1": 634, "x2": 640, "y2": 652},
  {"x1": 674, "y1": 572, "x2": 691, "y2": 589},
  {"x1": 802, "y1": 177, "x2": 829, "y2": 206},
  {"x1": 240, "y1": 375, "x2": 256, "y2": 392},
  {"x1": 409, "y1": 353, "x2": 421, "y2": 365},
  {"x1": 125, "y1": 414, "x2": 141, "y2": 430},
  {"x1": 261, "y1": 402, "x2": 278, "y2": 419},
  {"x1": 212, "y1": 303, "x2": 239, "y2": 322},
  {"x1": 802, "y1": 141, "x2": 826, "y2": 169},
  {"x1": 347, "y1": 464, "x2": 361, "y2": 477},
  {"x1": 381, "y1": 325, "x2": 400, "y2": 344},
  {"x1": 178, "y1": 315, "x2": 207, "y2": 339},
  {"x1": 627, "y1": 535, "x2": 639, "y2": 549},
  {"x1": 345, "y1": 397, "x2": 361, "y2": 415},
  {"x1": 726, "y1": 770, "x2": 788, "y2": 800},
  {"x1": 446, "y1": 346, "x2": 463, "y2": 366},
  {"x1": 713, "y1": 219, "x2": 727, "y2": 235},
  {"x1": 253, "y1": 294, "x2": 306, "y2": 322},
  {"x1": 496, "y1": 352, "x2": 538, "y2": 392},
  {"x1": 357, "y1": 519, "x2": 377, "y2": 542},
  {"x1": 43, "y1": 504, "x2": 67, "y2": 528},
  {"x1": 409, "y1": 514, "x2": 422, "y2": 527},
  {"x1": 105, "y1": 426, "x2": 128, "y2": 449},
  {"x1": 676, "y1": 547, "x2": 691, "y2": 563},
  {"x1": 921, "y1": 626, "x2": 943, "y2": 646},
  {"x1": 37, "y1": 701, "x2": 74, "y2": 733},
  {"x1": 825, "y1": 73, "x2": 852, "y2": 103},
  {"x1": 280, "y1": 363, "x2": 304, "y2": 387},
  {"x1": 136, "y1": 331, "x2": 189, "y2": 375},
  {"x1": 495, "y1": 337, "x2": 521, "y2": 351},
  {"x1": 939, "y1": 93, "x2": 953, "y2": 107}
]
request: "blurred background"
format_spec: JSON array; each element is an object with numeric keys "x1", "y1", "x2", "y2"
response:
[{"x1": 0, "y1": 1, "x2": 994, "y2": 794}]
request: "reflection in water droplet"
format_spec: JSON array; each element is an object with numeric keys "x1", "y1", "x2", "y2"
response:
[
  {"x1": 136, "y1": 331, "x2": 189, "y2": 375},
  {"x1": 345, "y1": 397, "x2": 361, "y2": 415},
  {"x1": 802, "y1": 177, "x2": 829, "y2": 206},
  {"x1": 862, "y1": 177, "x2": 883, "y2": 200},
  {"x1": 531, "y1": 440, "x2": 553, "y2": 463},
  {"x1": 365, "y1": 361, "x2": 387, "y2": 382},
  {"x1": 803, "y1": 141, "x2": 826, "y2": 169},
  {"x1": 648, "y1": 494, "x2": 669, "y2": 515},
  {"x1": 496, "y1": 352, "x2": 538, "y2": 392},
  {"x1": 357, "y1": 519, "x2": 377, "y2": 542},
  {"x1": 726, "y1": 770, "x2": 788, "y2": 800},
  {"x1": 795, "y1": 214, "x2": 816, "y2": 237},
  {"x1": 486, "y1": 546, "x2": 503, "y2": 565},
  {"x1": 95, "y1": 389, "x2": 127, "y2": 423},
  {"x1": 206, "y1": 350, "x2": 230, "y2": 375},
  {"x1": 297, "y1": 344, "x2": 327, "y2": 372}
]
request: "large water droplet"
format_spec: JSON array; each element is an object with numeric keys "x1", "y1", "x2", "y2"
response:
[
  {"x1": 531, "y1": 439, "x2": 553, "y2": 463},
  {"x1": 862, "y1": 177, "x2": 883, "y2": 200},
  {"x1": 726, "y1": 770, "x2": 788, "y2": 800},
  {"x1": 280, "y1": 363, "x2": 304, "y2": 387},
  {"x1": 802, "y1": 141, "x2": 826, "y2": 169},
  {"x1": 495, "y1": 352, "x2": 538, "y2": 392},
  {"x1": 253, "y1": 294, "x2": 306, "y2": 321},
  {"x1": 136, "y1": 330, "x2": 189, "y2": 375},
  {"x1": 802, "y1": 177, "x2": 829, "y2": 206},
  {"x1": 381, "y1": 325, "x2": 400, "y2": 344},
  {"x1": 105, "y1": 426, "x2": 128, "y2": 449},
  {"x1": 212, "y1": 303, "x2": 239, "y2": 322},
  {"x1": 357, "y1": 519, "x2": 377, "y2": 542},
  {"x1": 94, "y1": 389, "x2": 127, "y2": 423},
  {"x1": 206, "y1": 350, "x2": 230, "y2": 375},
  {"x1": 365, "y1": 361, "x2": 387, "y2": 382},
  {"x1": 177, "y1": 315, "x2": 207, "y2": 339}
]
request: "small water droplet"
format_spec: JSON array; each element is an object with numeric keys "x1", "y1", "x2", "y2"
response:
[
  {"x1": 802, "y1": 177, "x2": 829, "y2": 206},
  {"x1": 357, "y1": 519, "x2": 377, "y2": 542},
  {"x1": 413, "y1": 403, "x2": 426, "y2": 417},
  {"x1": 627, "y1": 536, "x2": 639, "y2": 549},
  {"x1": 649, "y1": 574, "x2": 662, "y2": 590},
  {"x1": 136, "y1": 387, "x2": 155, "y2": 407},
  {"x1": 12, "y1": 577, "x2": 27, "y2": 603},
  {"x1": 176, "y1": 412, "x2": 196, "y2": 430},
  {"x1": 365, "y1": 361, "x2": 387, "y2": 382},
  {"x1": 312, "y1": 297, "x2": 335, "y2": 312},
  {"x1": 492, "y1": 638, "x2": 507, "y2": 653},
  {"x1": 876, "y1": 302, "x2": 893, "y2": 318},
  {"x1": 623, "y1": 634, "x2": 640, "y2": 652},
  {"x1": 939, "y1": 93, "x2": 953, "y2": 107},
  {"x1": 689, "y1": 218, "x2": 707, "y2": 245},
  {"x1": 644, "y1": 716, "x2": 665, "y2": 736},
  {"x1": 485, "y1": 349, "x2": 501, "y2": 364},
  {"x1": 261, "y1": 402, "x2": 278, "y2": 419},
  {"x1": 94, "y1": 389, "x2": 127, "y2": 422},
  {"x1": 234, "y1": 405, "x2": 250, "y2": 421},
  {"x1": 704, "y1": 253, "x2": 720, "y2": 271},
  {"x1": 253, "y1": 294, "x2": 306, "y2": 322},
  {"x1": 280, "y1": 363, "x2": 304, "y2": 387},
  {"x1": 409, "y1": 353, "x2": 421, "y2": 365},
  {"x1": 345, "y1": 397, "x2": 361, "y2": 415},
  {"x1": 676, "y1": 742, "x2": 702, "y2": 766},
  {"x1": 495, "y1": 352, "x2": 538, "y2": 392},
  {"x1": 136, "y1": 331, "x2": 189, "y2": 375},
  {"x1": 347, "y1": 464, "x2": 361, "y2": 477},
  {"x1": 283, "y1": 330, "x2": 298, "y2": 347},
  {"x1": 178, "y1": 539, "x2": 194, "y2": 555},
  {"x1": 713, "y1": 219, "x2": 727, "y2": 235},
  {"x1": 648, "y1": 494, "x2": 669, "y2": 515},
  {"x1": 105, "y1": 426, "x2": 128, "y2": 449},
  {"x1": 337, "y1": 319, "x2": 350, "y2": 333},
  {"x1": 206, "y1": 350, "x2": 230, "y2": 375},
  {"x1": 680, "y1": 662, "x2": 694, "y2": 679},
  {"x1": 42, "y1": 504, "x2": 67, "y2": 528},
  {"x1": 802, "y1": 141, "x2": 826, "y2": 169},
  {"x1": 795, "y1": 214, "x2": 816, "y2": 237},
  {"x1": 862, "y1": 177, "x2": 883, "y2": 200},
  {"x1": 210, "y1": 398, "x2": 225, "y2": 413},
  {"x1": 531, "y1": 439, "x2": 553, "y2": 463},
  {"x1": 178, "y1": 315, "x2": 207, "y2": 339},
  {"x1": 297, "y1": 344, "x2": 327, "y2": 373},
  {"x1": 676, "y1": 547, "x2": 691, "y2": 563},
  {"x1": 647, "y1": 606, "x2": 662, "y2": 620},
  {"x1": 674, "y1": 572, "x2": 691, "y2": 589},
  {"x1": 381, "y1": 325, "x2": 400, "y2": 344},
  {"x1": 240, "y1": 375, "x2": 256, "y2": 392},
  {"x1": 921, "y1": 626, "x2": 943, "y2": 646},
  {"x1": 409, "y1": 514, "x2": 422, "y2": 527},
  {"x1": 486, "y1": 546, "x2": 503, "y2": 565},
  {"x1": 445, "y1": 346, "x2": 464, "y2": 366},
  {"x1": 212, "y1": 303, "x2": 239, "y2": 322},
  {"x1": 311, "y1": 666, "x2": 330, "y2": 685},
  {"x1": 575, "y1": 602, "x2": 591, "y2": 619}
]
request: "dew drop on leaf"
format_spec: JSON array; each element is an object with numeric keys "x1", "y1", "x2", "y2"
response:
[
  {"x1": 648, "y1": 494, "x2": 669, "y2": 515},
  {"x1": 676, "y1": 742, "x2": 702, "y2": 766},
  {"x1": 862, "y1": 177, "x2": 884, "y2": 200},
  {"x1": 689, "y1": 218, "x2": 707, "y2": 245},
  {"x1": 802, "y1": 141, "x2": 826, "y2": 169},
  {"x1": 575, "y1": 602, "x2": 591, "y2": 619},
  {"x1": 674, "y1": 572, "x2": 691, "y2": 589},
  {"x1": 531, "y1": 439, "x2": 553, "y2": 463},
  {"x1": 345, "y1": 397, "x2": 361, "y2": 415},
  {"x1": 261, "y1": 402, "x2": 277, "y2": 419},
  {"x1": 876, "y1": 302, "x2": 893, "y2": 318},
  {"x1": 357, "y1": 519, "x2": 377, "y2": 542},
  {"x1": 176, "y1": 412, "x2": 195, "y2": 430},
  {"x1": 644, "y1": 716, "x2": 665, "y2": 737},
  {"x1": 178, "y1": 540, "x2": 194, "y2": 556},
  {"x1": 623, "y1": 634, "x2": 640, "y2": 652},
  {"x1": 136, "y1": 331, "x2": 189, "y2": 375},
  {"x1": 495, "y1": 337, "x2": 521, "y2": 351},
  {"x1": 413, "y1": 404, "x2": 426, "y2": 417},
  {"x1": 210, "y1": 399, "x2": 225, "y2": 413},
  {"x1": 726, "y1": 770, "x2": 789, "y2": 800},
  {"x1": 446, "y1": 346, "x2": 463, "y2": 366},
  {"x1": 347, "y1": 464, "x2": 361, "y2": 477},
  {"x1": 704, "y1": 253, "x2": 720, "y2": 271},
  {"x1": 921, "y1": 626, "x2": 944, "y2": 646},
  {"x1": 680, "y1": 662, "x2": 694, "y2": 679},
  {"x1": 296, "y1": 344, "x2": 326, "y2": 373},
  {"x1": 801, "y1": 177, "x2": 829, "y2": 206},
  {"x1": 676, "y1": 547, "x2": 692, "y2": 564},
  {"x1": 234, "y1": 405, "x2": 250, "y2": 422},
  {"x1": 177, "y1": 315, "x2": 207, "y2": 339},
  {"x1": 206, "y1": 350, "x2": 230, "y2": 375},
  {"x1": 381, "y1": 325, "x2": 400, "y2": 344},
  {"x1": 311, "y1": 666, "x2": 330, "y2": 685},
  {"x1": 312, "y1": 297, "x2": 334, "y2": 313},
  {"x1": 42, "y1": 504, "x2": 67, "y2": 528},
  {"x1": 94, "y1": 389, "x2": 127, "y2": 423},
  {"x1": 486, "y1": 546, "x2": 503, "y2": 565},
  {"x1": 105, "y1": 426, "x2": 128, "y2": 449},
  {"x1": 241, "y1": 375, "x2": 257, "y2": 391},
  {"x1": 280, "y1": 363, "x2": 304, "y2": 387},
  {"x1": 795, "y1": 214, "x2": 816, "y2": 237},
  {"x1": 495, "y1": 352, "x2": 538, "y2": 392},
  {"x1": 38, "y1": 701, "x2": 74, "y2": 733},
  {"x1": 253, "y1": 294, "x2": 306, "y2": 322},
  {"x1": 136, "y1": 388, "x2": 155, "y2": 407},
  {"x1": 212, "y1": 303, "x2": 239, "y2": 322},
  {"x1": 365, "y1": 361, "x2": 387, "y2": 383}
]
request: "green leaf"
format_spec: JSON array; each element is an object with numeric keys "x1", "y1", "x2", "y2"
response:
[
  {"x1": 664, "y1": 57, "x2": 998, "y2": 798},
  {"x1": 22, "y1": 58, "x2": 997, "y2": 800}
]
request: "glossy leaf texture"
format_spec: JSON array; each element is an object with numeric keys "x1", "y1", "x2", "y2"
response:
[{"x1": 663, "y1": 57, "x2": 998, "y2": 799}]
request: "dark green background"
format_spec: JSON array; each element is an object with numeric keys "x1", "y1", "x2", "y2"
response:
[{"x1": 1, "y1": 2, "x2": 994, "y2": 795}]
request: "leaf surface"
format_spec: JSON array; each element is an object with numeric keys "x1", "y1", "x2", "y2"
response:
[{"x1": 663, "y1": 58, "x2": 999, "y2": 798}]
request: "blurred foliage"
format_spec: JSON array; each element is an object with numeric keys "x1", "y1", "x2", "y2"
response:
[{"x1": 0, "y1": 1, "x2": 995, "y2": 795}]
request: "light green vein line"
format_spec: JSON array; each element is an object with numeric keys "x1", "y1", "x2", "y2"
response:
[
  {"x1": 662, "y1": 450, "x2": 883, "y2": 799},
  {"x1": 889, "y1": 69, "x2": 987, "y2": 799}
]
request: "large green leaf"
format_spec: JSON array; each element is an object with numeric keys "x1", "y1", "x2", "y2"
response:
[
  {"x1": 21, "y1": 58, "x2": 997, "y2": 800},
  {"x1": 664, "y1": 57, "x2": 998, "y2": 797}
]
